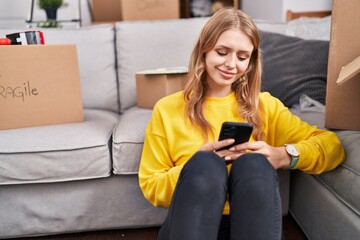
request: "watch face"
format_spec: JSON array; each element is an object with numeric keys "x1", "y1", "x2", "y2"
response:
[{"x1": 286, "y1": 144, "x2": 299, "y2": 157}]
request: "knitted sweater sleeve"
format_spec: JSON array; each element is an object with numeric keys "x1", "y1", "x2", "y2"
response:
[
  {"x1": 138, "y1": 103, "x2": 184, "y2": 208},
  {"x1": 261, "y1": 92, "x2": 345, "y2": 174}
]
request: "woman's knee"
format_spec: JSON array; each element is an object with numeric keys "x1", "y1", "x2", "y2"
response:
[
  {"x1": 230, "y1": 153, "x2": 275, "y2": 179},
  {"x1": 184, "y1": 151, "x2": 228, "y2": 177},
  {"x1": 180, "y1": 151, "x2": 228, "y2": 192},
  {"x1": 229, "y1": 153, "x2": 280, "y2": 203}
]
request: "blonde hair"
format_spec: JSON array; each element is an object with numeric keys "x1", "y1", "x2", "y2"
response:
[{"x1": 183, "y1": 7, "x2": 264, "y2": 141}]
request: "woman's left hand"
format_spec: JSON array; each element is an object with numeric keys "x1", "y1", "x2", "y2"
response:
[{"x1": 225, "y1": 141, "x2": 290, "y2": 169}]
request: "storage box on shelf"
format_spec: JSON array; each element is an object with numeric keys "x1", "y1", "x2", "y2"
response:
[{"x1": 92, "y1": 0, "x2": 180, "y2": 22}]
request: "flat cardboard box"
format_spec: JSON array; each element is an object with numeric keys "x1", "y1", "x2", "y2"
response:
[
  {"x1": 0, "y1": 45, "x2": 83, "y2": 130},
  {"x1": 92, "y1": 0, "x2": 179, "y2": 22},
  {"x1": 336, "y1": 56, "x2": 360, "y2": 86},
  {"x1": 136, "y1": 67, "x2": 188, "y2": 109},
  {"x1": 325, "y1": 0, "x2": 360, "y2": 130}
]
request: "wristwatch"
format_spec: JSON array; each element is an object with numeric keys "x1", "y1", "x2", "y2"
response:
[{"x1": 284, "y1": 144, "x2": 299, "y2": 169}]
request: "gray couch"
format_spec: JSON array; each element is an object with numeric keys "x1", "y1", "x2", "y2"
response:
[{"x1": 0, "y1": 17, "x2": 359, "y2": 239}]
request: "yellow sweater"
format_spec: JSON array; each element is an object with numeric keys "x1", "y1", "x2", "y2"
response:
[{"x1": 139, "y1": 91, "x2": 345, "y2": 214}]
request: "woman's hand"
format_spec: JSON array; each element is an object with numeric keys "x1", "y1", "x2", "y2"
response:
[
  {"x1": 200, "y1": 139, "x2": 247, "y2": 165},
  {"x1": 225, "y1": 141, "x2": 291, "y2": 169},
  {"x1": 199, "y1": 139, "x2": 235, "y2": 155}
]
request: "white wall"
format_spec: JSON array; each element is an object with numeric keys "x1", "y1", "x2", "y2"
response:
[
  {"x1": 242, "y1": 0, "x2": 333, "y2": 22},
  {"x1": 0, "y1": 0, "x2": 31, "y2": 27},
  {"x1": 0, "y1": 0, "x2": 92, "y2": 28},
  {"x1": 242, "y1": 0, "x2": 283, "y2": 21}
]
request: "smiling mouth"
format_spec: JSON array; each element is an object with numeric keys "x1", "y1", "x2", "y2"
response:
[{"x1": 218, "y1": 68, "x2": 236, "y2": 79}]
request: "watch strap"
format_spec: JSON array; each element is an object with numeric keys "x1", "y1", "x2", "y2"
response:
[
  {"x1": 285, "y1": 144, "x2": 299, "y2": 170},
  {"x1": 287, "y1": 156, "x2": 299, "y2": 169}
]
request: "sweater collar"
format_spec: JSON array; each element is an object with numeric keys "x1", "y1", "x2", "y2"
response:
[{"x1": 205, "y1": 92, "x2": 236, "y2": 106}]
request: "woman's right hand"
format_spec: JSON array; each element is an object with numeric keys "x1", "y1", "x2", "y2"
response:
[{"x1": 199, "y1": 139, "x2": 235, "y2": 158}]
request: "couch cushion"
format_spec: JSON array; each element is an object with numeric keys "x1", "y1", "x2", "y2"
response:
[
  {"x1": 290, "y1": 100, "x2": 360, "y2": 217},
  {"x1": 0, "y1": 175, "x2": 168, "y2": 238},
  {"x1": 115, "y1": 18, "x2": 208, "y2": 112},
  {"x1": 0, "y1": 109, "x2": 118, "y2": 185},
  {"x1": 316, "y1": 130, "x2": 360, "y2": 215},
  {"x1": 0, "y1": 25, "x2": 119, "y2": 112},
  {"x1": 260, "y1": 31, "x2": 329, "y2": 107},
  {"x1": 112, "y1": 107, "x2": 152, "y2": 174}
]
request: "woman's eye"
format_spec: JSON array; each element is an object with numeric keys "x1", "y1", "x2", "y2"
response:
[
  {"x1": 216, "y1": 51, "x2": 227, "y2": 56},
  {"x1": 237, "y1": 56, "x2": 247, "y2": 61}
]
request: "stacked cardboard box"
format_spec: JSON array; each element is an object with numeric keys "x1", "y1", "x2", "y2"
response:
[
  {"x1": 136, "y1": 67, "x2": 188, "y2": 109},
  {"x1": 325, "y1": 0, "x2": 360, "y2": 131}
]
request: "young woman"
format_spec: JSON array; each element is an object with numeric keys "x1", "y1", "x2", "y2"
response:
[{"x1": 139, "y1": 7, "x2": 345, "y2": 240}]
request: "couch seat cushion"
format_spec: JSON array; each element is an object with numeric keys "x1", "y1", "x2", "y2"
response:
[
  {"x1": 290, "y1": 101, "x2": 360, "y2": 216},
  {"x1": 112, "y1": 107, "x2": 152, "y2": 174},
  {"x1": 316, "y1": 130, "x2": 360, "y2": 215},
  {"x1": 0, "y1": 109, "x2": 118, "y2": 185}
]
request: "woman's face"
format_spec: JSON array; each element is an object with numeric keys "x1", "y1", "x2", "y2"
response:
[{"x1": 204, "y1": 28, "x2": 254, "y2": 97}]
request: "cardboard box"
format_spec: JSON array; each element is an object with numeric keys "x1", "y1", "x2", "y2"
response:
[
  {"x1": 92, "y1": 0, "x2": 179, "y2": 22},
  {"x1": 0, "y1": 45, "x2": 83, "y2": 130},
  {"x1": 136, "y1": 67, "x2": 188, "y2": 109},
  {"x1": 325, "y1": 0, "x2": 360, "y2": 130}
]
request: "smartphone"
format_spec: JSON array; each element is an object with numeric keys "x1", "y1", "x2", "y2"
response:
[{"x1": 216, "y1": 122, "x2": 253, "y2": 152}]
